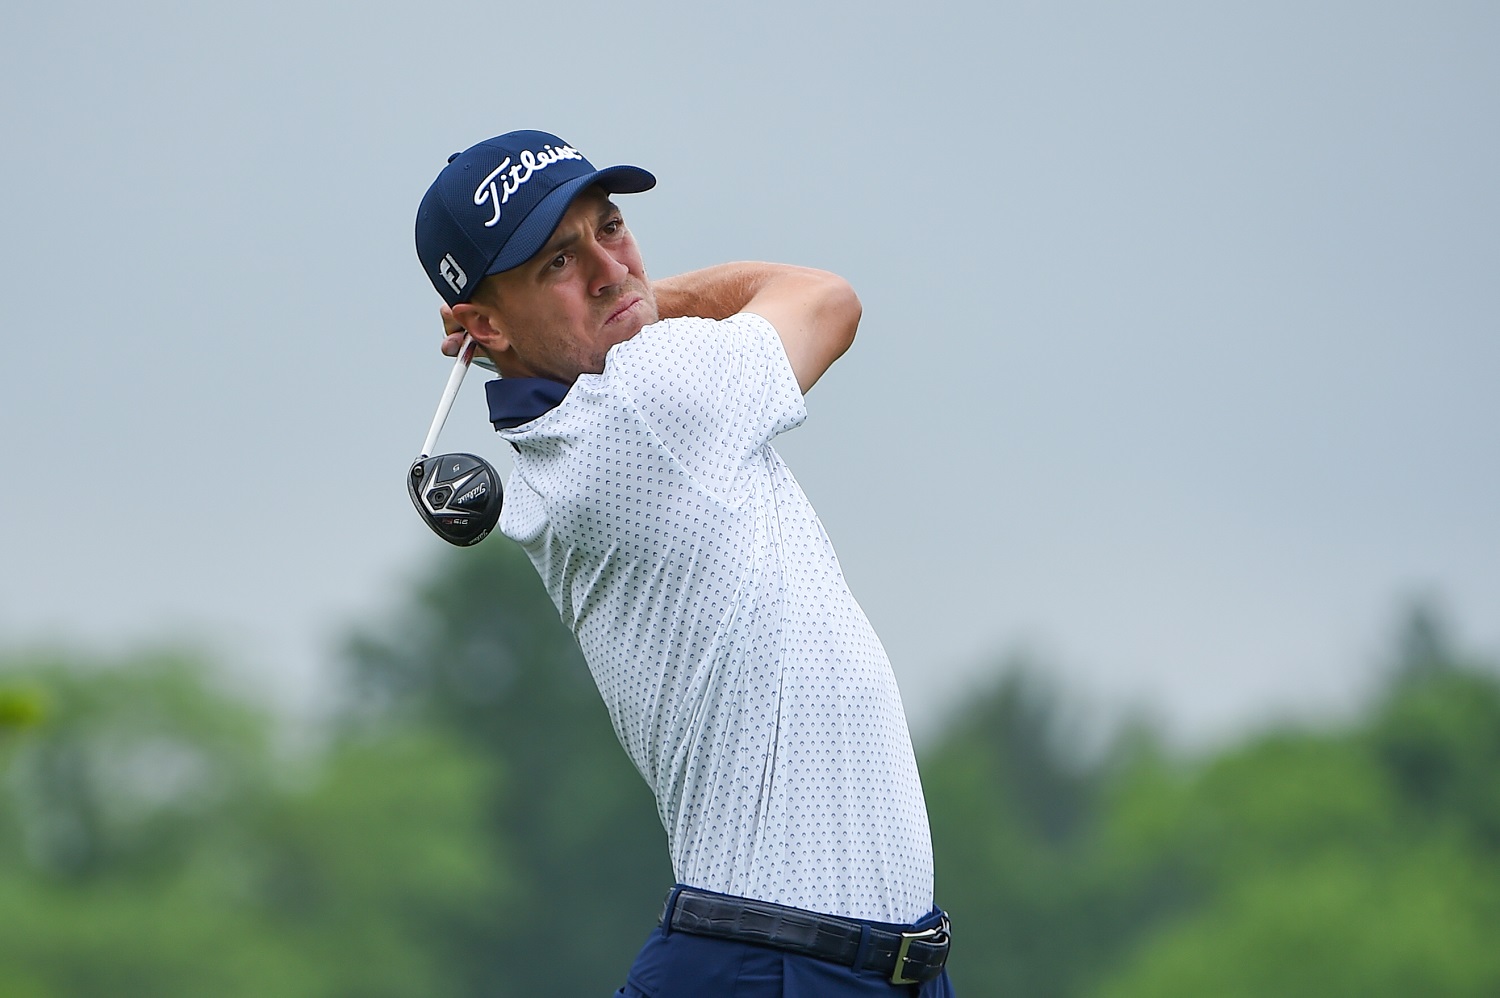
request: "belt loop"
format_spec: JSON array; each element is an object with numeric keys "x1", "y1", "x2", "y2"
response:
[
  {"x1": 851, "y1": 922, "x2": 874, "y2": 973},
  {"x1": 660, "y1": 885, "x2": 686, "y2": 937}
]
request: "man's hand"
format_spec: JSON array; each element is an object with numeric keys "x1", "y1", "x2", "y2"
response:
[
  {"x1": 652, "y1": 263, "x2": 860, "y2": 393},
  {"x1": 439, "y1": 305, "x2": 466, "y2": 358},
  {"x1": 439, "y1": 305, "x2": 500, "y2": 371}
]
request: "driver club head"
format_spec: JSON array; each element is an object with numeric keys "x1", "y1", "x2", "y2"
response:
[
  {"x1": 407, "y1": 333, "x2": 502, "y2": 546},
  {"x1": 408, "y1": 452, "x2": 502, "y2": 546}
]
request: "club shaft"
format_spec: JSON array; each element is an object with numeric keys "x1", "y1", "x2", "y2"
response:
[{"x1": 419, "y1": 335, "x2": 476, "y2": 458}]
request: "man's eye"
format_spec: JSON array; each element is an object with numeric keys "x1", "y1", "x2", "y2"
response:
[
  {"x1": 548, "y1": 255, "x2": 567, "y2": 270},
  {"x1": 602, "y1": 218, "x2": 623, "y2": 236}
]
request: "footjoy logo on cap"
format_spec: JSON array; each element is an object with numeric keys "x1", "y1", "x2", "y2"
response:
[
  {"x1": 438, "y1": 253, "x2": 467, "y2": 295},
  {"x1": 473, "y1": 143, "x2": 586, "y2": 228}
]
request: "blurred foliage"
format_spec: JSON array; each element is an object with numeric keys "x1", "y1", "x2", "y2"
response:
[
  {"x1": 340, "y1": 540, "x2": 673, "y2": 996},
  {"x1": 0, "y1": 650, "x2": 505, "y2": 997},
  {"x1": 0, "y1": 684, "x2": 47, "y2": 732},
  {"x1": 926, "y1": 603, "x2": 1500, "y2": 998},
  {"x1": 3, "y1": 573, "x2": 1498, "y2": 997},
  {"x1": 1084, "y1": 603, "x2": 1500, "y2": 998}
]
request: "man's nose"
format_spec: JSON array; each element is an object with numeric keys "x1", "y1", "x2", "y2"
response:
[{"x1": 587, "y1": 242, "x2": 630, "y2": 295}]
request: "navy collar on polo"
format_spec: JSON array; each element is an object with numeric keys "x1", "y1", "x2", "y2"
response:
[{"x1": 486, "y1": 376, "x2": 570, "y2": 430}]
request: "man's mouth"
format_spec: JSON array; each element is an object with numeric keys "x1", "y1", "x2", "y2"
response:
[{"x1": 604, "y1": 296, "x2": 642, "y2": 326}]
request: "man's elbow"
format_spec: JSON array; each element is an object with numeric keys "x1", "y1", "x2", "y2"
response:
[{"x1": 824, "y1": 274, "x2": 862, "y2": 356}]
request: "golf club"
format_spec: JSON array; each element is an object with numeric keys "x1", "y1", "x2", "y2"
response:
[{"x1": 407, "y1": 334, "x2": 503, "y2": 546}]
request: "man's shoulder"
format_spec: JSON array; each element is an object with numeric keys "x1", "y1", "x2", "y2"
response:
[{"x1": 611, "y1": 312, "x2": 776, "y2": 365}]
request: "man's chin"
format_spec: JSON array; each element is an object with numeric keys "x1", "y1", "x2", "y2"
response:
[{"x1": 637, "y1": 302, "x2": 661, "y2": 327}]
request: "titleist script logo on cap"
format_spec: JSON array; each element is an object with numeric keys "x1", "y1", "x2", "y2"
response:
[{"x1": 474, "y1": 143, "x2": 586, "y2": 227}]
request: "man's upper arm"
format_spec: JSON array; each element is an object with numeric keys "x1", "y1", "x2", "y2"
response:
[
  {"x1": 608, "y1": 316, "x2": 807, "y2": 495},
  {"x1": 743, "y1": 270, "x2": 861, "y2": 394}
]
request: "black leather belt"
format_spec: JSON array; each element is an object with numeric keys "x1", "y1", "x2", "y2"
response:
[{"x1": 661, "y1": 887, "x2": 951, "y2": 986}]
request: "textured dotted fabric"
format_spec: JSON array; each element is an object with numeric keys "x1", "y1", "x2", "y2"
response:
[{"x1": 496, "y1": 313, "x2": 933, "y2": 923}]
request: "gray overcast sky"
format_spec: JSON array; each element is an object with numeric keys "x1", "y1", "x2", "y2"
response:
[{"x1": 2, "y1": 1, "x2": 1496, "y2": 745}]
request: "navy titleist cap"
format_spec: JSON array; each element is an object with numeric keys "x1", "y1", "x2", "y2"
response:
[{"x1": 415, "y1": 130, "x2": 655, "y2": 306}]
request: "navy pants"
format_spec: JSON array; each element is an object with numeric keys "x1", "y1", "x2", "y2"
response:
[{"x1": 615, "y1": 905, "x2": 956, "y2": 997}]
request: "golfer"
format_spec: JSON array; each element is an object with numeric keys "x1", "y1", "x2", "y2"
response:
[{"x1": 416, "y1": 130, "x2": 954, "y2": 997}]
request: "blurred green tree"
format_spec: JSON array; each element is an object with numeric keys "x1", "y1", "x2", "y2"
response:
[
  {"x1": 6, "y1": 572, "x2": 1496, "y2": 998},
  {"x1": 924, "y1": 663, "x2": 1186, "y2": 998},
  {"x1": 341, "y1": 539, "x2": 672, "y2": 996},
  {"x1": 922, "y1": 605, "x2": 1500, "y2": 998},
  {"x1": 0, "y1": 648, "x2": 504, "y2": 998},
  {"x1": 1090, "y1": 605, "x2": 1500, "y2": 998}
]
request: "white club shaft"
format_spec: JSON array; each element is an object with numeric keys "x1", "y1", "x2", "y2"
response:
[{"x1": 419, "y1": 335, "x2": 476, "y2": 458}]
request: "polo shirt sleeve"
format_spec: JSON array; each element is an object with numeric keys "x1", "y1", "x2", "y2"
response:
[{"x1": 603, "y1": 312, "x2": 808, "y2": 496}]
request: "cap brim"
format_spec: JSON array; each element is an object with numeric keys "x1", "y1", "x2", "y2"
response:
[{"x1": 485, "y1": 165, "x2": 656, "y2": 276}]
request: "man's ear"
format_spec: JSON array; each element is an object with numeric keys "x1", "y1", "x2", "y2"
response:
[{"x1": 450, "y1": 302, "x2": 509, "y2": 354}]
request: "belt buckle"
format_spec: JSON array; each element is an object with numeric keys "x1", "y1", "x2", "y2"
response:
[{"x1": 890, "y1": 915, "x2": 950, "y2": 986}]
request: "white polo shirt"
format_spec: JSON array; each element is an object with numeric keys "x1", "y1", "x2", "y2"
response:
[{"x1": 495, "y1": 312, "x2": 933, "y2": 923}]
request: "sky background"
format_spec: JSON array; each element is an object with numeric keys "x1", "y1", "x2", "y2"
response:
[{"x1": 2, "y1": 1, "x2": 1496, "y2": 747}]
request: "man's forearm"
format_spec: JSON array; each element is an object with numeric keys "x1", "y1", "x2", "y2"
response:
[
  {"x1": 653, "y1": 262, "x2": 808, "y2": 320},
  {"x1": 650, "y1": 261, "x2": 860, "y2": 394}
]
